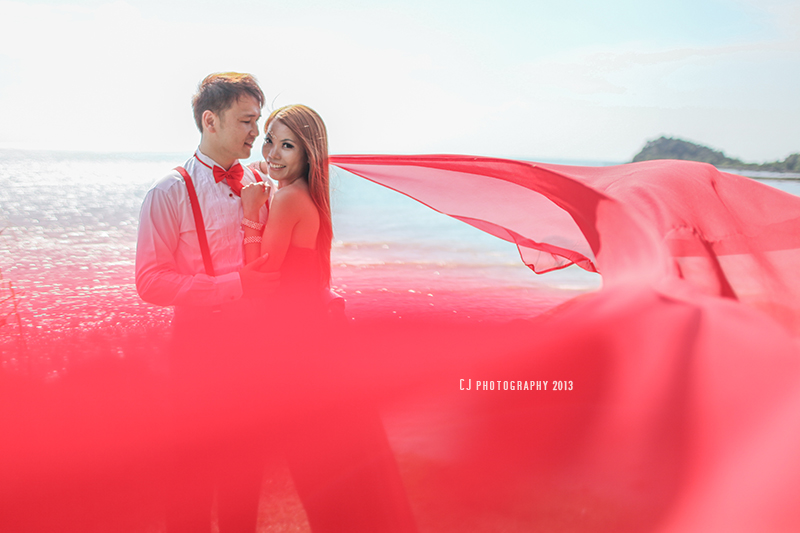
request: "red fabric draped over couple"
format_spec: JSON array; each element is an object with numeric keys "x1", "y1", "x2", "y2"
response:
[{"x1": 330, "y1": 154, "x2": 800, "y2": 531}]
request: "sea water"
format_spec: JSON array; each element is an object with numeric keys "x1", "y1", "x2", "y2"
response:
[
  {"x1": 2, "y1": 149, "x2": 796, "y2": 371},
  {"x1": 0, "y1": 148, "x2": 596, "y2": 317}
]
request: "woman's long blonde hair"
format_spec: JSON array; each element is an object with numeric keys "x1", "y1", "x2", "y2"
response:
[{"x1": 264, "y1": 104, "x2": 332, "y2": 286}]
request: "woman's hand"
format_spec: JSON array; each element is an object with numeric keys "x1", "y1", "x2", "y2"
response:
[{"x1": 241, "y1": 182, "x2": 270, "y2": 220}]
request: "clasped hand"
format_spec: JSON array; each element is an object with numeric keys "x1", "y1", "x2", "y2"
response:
[{"x1": 241, "y1": 181, "x2": 270, "y2": 218}]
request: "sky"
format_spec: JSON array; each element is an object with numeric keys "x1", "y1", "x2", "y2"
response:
[{"x1": 0, "y1": 0, "x2": 798, "y2": 163}]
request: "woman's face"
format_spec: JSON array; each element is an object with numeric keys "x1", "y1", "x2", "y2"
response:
[{"x1": 262, "y1": 119, "x2": 308, "y2": 183}]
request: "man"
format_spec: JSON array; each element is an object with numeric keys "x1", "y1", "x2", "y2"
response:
[
  {"x1": 136, "y1": 72, "x2": 274, "y2": 310},
  {"x1": 136, "y1": 72, "x2": 276, "y2": 532},
  {"x1": 137, "y1": 72, "x2": 417, "y2": 532}
]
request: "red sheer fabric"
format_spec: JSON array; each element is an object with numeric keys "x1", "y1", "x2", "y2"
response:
[
  {"x1": 328, "y1": 154, "x2": 800, "y2": 531},
  {"x1": 330, "y1": 155, "x2": 800, "y2": 330}
]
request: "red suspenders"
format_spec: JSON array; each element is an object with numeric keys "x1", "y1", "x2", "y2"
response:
[
  {"x1": 175, "y1": 166, "x2": 215, "y2": 276},
  {"x1": 174, "y1": 164, "x2": 263, "y2": 277}
]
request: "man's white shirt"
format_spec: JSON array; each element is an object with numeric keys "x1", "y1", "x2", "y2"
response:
[{"x1": 135, "y1": 149, "x2": 270, "y2": 308}]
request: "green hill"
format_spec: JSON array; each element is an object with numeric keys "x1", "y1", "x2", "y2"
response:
[{"x1": 632, "y1": 137, "x2": 800, "y2": 173}]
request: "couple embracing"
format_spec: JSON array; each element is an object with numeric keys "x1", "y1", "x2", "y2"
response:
[{"x1": 136, "y1": 73, "x2": 417, "y2": 532}]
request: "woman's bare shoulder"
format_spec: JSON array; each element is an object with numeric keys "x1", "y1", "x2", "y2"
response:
[{"x1": 271, "y1": 181, "x2": 316, "y2": 213}]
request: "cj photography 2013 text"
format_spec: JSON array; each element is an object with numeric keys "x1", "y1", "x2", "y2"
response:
[{"x1": 460, "y1": 379, "x2": 574, "y2": 391}]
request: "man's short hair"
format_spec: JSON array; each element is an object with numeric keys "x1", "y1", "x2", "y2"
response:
[{"x1": 192, "y1": 72, "x2": 265, "y2": 132}]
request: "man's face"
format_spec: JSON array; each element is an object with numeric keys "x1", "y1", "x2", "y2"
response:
[{"x1": 212, "y1": 95, "x2": 261, "y2": 164}]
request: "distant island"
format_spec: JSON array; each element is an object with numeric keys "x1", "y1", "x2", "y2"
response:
[{"x1": 631, "y1": 137, "x2": 800, "y2": 174}]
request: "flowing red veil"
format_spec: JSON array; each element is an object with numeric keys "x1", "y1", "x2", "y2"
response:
[
  {"x1": 3, "y1": 154, "x2": 800, "y2": 531},
  {"x1": 329, "y1": 155, "x2": 800, "y2": 531}
]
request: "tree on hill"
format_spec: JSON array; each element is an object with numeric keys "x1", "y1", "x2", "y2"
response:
[{"x1": 631, "y1": 137, "x2": 799, "y2": 173}]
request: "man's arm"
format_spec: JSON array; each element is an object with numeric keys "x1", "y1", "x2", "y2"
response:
[{"x1": 135, "y1": 185, "x2": 277, "y2": 306}]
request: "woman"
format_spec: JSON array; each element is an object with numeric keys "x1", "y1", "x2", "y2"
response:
[
  {"x1": 240, "y1": 104, "x2": 332, "y2": 321},
  {"x1": 239, "y1": 106, "x2": 418, "y2": 532}
]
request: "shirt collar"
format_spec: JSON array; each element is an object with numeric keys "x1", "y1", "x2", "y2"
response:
[{"x1": 194, "y1": 148, "x2": 240, "y2": 171}]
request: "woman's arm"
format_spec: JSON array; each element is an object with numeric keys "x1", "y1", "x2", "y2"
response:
[
  {"x1": 245, "y1": 186, "x2": 312, "y2": 272},
  {"x1": 241, "y1": 182, "x2": 271, "y2": 265}
]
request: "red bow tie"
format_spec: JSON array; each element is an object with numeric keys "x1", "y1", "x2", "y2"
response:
[{"x1": 213, "y1": 164, "x2": 244, "y2": 196}]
